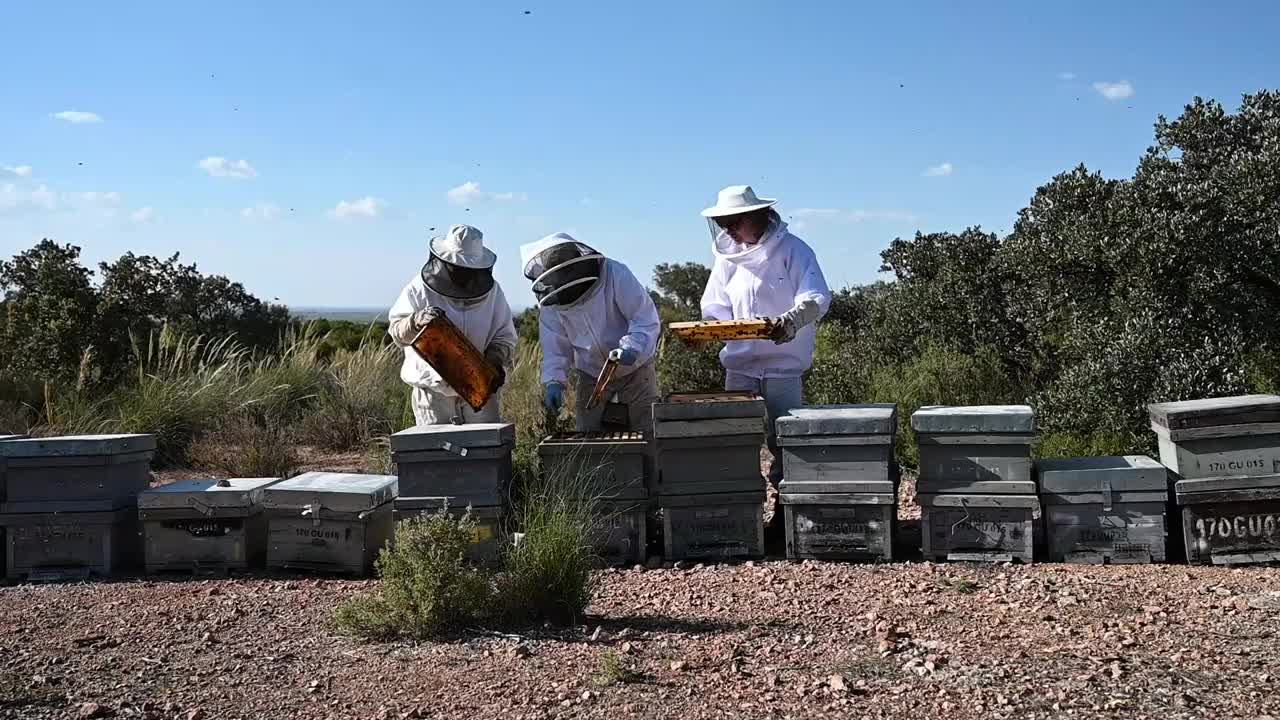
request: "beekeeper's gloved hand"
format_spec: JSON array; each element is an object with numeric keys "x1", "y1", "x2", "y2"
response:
[
  {"x1": 543, "y1": 382, "x2": 565, "y2": 413},
  {"x1": 484, "y1": 343, "x2": 511, "y2": 389},
  {"x1": 389, "y1": 305, "x2": 447, "y2": 346},
  {"x1": 769, "y1": 315, "x2": 798, "y2": 344},
  {"x1": 770, "y1": 299, "x2": 821, "y2": 345},
  {"x1": 414, "y1": 306, "x2": 446, "y2": 331},
  {"x1": 608, "y1": 347, "x2": 637, "y2": 366}
]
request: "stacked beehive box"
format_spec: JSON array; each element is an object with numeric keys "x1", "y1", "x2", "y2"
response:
[
  {"x1": 538, "y1": 431, "x2": 650, "y2": 566},
  {"x1": 0, "y1": 434, "x2": 154, "y2": 581},
  {"x1": 776, "y1": 404, "x2": 899, "y2": 561},
  {"x1": 262, "y1": 472, "x2": 397, "y2": 575},
  {"x1": 390, "y1": 423, "x2": 515, "y2": 565},
  {"x1": 139, "y1": 477, "x2": 281, "y2": 574},
  {"x1": 1038, "y1": 456, "x2": 1169, "y2": 564},
  {"x1": 1150, "y1": 394, "x2": 1280, "y2": 565},
  {"x1": 653, "y1": 392, "x2": 766, "y2": 561},
  {"x1": 912, "y1": 406, "x2": 1039, "y2": 563}
]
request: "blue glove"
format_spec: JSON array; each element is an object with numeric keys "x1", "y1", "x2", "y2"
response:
[
  {"x1": 608, "y1": 347, "x2": 638, "y2": 366},
  {"x1": 543, "y1": 382, "x2": 564, "y2": 413}
]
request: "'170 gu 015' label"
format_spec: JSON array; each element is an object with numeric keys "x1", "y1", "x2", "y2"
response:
[
  {"x1": 1204, "y1": 457, "x2": 1271, "y2": 474},
  {"x1": 1194, "y1": 514, "x2": 1280, "y2": 541}
]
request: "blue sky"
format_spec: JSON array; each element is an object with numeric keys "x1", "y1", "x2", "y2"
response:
[{"x1": 3, "y1": 1, "x2": 1278, "y2": 309}]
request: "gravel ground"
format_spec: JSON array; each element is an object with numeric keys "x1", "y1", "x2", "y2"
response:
[
  {"x1": 6, "y1": 461, "x2": 1279, "y2": 719},
  {"x1": 4, "y1": 561, "x2": 1280, "y2": 720}
]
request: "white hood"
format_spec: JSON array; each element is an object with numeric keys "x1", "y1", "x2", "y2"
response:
[
  {"x1": 538, "y1": 259, "x2": 661, "y2": 385},
  {"x1": 700, "y1": 223, "x2": 832, "y2": 379}
]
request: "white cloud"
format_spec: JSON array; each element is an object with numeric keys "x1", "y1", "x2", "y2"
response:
[
  {"x1": 0, "y1": 183, "x2": 58, "y2": 212},
  {"x1": 241, "y1": 203, "x2": 282, "y2": 221},
  {"x1": 52, "y1": 111, "x2": 103, "y2": 124},
  {"x1": 446, "y1": 180, "x2": 525, "y2": 206},
  {"x1": 447, "y1": 181, "x2": 484, "y2": 206},
  {"x1": 75, "y1": 191, "x2": 122, "y2": 206},
  {"x1": 1057, "y1": 72, "x2": 1077, "y2": 81},
  {"x1": 923, "y1": 162, "x2": 954, "y2": 177},
  {"x1": 2, "y1": 165, "x2": 33, "y2": 178},
  {"x1": 130, "y1": 207, "x2": 156, "y2": 223},
  {"x1": 1093, "y1": 80, "x2": 1135, "y2": 101},
  {"x1": 792, "y1": 207, "x2": 918, "y2": 224},
  {"x1": 198, "y1": 156, "x2": 258, "y2": 179},
  {"x1": 330, "y1": 196, "x2": 386, "y2": 219}
]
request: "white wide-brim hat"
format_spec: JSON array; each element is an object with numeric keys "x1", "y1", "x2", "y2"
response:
[
  {"x1": 429, "y1": 223, "x2": 498, "y2": 269},
  {"x1": 701, "y1": 184, "x2": 777, "y2": 218}
]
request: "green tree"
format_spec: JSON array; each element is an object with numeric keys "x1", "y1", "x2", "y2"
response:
[{"x1": 0, "y1": 241, "x2": 100, "y2": 388}]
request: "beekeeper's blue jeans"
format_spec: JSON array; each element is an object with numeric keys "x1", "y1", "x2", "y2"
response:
[{"x1": 724, "y1": 373, "x2": 804, "y2": 488}]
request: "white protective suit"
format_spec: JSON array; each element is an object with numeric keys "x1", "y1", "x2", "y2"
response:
[
  {"x1": 539, "y1": 259, "x2": 661, "y2": 432},
  {"x1": 700, "y1": 218, "x2": 832, "y2": 379},
  {"x1": 387, "y1": 276, "x2": 518, "y2": 426},
  {"x1": 538, "y1": 259, "x2": 660, "y2": 386}
]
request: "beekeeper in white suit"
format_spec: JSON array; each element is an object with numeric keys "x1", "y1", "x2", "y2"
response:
[
  {"x1": 388, "y1": 224, "x2": 518, "y2": 426},
  {"x1": 521, "y1": 232, "x2": 661, "y2": 432},
  {"x1": 699, "y1": 185, "x2": 831, "y2": 489}
]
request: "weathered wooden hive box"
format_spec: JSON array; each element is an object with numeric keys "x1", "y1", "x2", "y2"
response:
[
  {"x1": 652, "y1": 393, "x2": 766, "y2": 496},
  {"x1": 263, "y1": 472, "x2": 397, "y2": 576},
  {"x1": 537, "y1": 432, "x2": 651, "y2": 565},
  {"x1": 391, "y1": 423, "x2": 514, "y2": 507},
  {"x1": 538, "y1": 432, "x2": 649, "y2": 502},
  {"x1": 1148, "y1": 394, "x2": 1280, "y2": 479},
  {"x1": 918, "y1": 494, "x2": 1039, "y2": 563},
  {"x1": 652, "y1": 393, "x2": 767, "y2": 561},
  {"x1": 394, "y1": 497, "x2": 506, "y2": 565},
  {"x1": 1175, "y1": 474, "x2": 1280, "y2": 565},
  {"x1": 912, "y1": 406, "x2": 1037, "y2": 495},
  {"x1": 776, "y1": 404, "x2": 898, "y2": 561},
  {"x1": 661, "y1": 491, "x2": 765, "y2": 561},
  {"x1": 0, "y1": 434, "x2": 154, "y2": 581},
  {"x1": 139, "y1": 477, "x2": 280, "y2": 574},
  {"x1": 1038, "y1": 456, "x2": 1169, "y2": 564},
  {"x1": 0, "y1": 434, "x2": 155, "y2": 511}
]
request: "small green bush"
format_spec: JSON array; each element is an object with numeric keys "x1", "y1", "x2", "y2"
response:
[
  {"x1": 499, "y1": 448, "x2": 599, "y2": 626},
  {"x1": 335, "y1": 507, "x2": 497, "y2": 640}
]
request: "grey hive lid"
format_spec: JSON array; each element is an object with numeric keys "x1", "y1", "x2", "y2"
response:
[
  {"x1": 390, "y1": 423, "x2": 515, "y2": 452},
  {"x1": 264, "y1": 472, "x2": 398, "y2": 512},
  {"x1": 1148, "y1": 394, "x2": 1280, "y2": 431},
  {"x1": 0, "y1": 433, "x2": 157, "y2": 458},
  {"x1": 1037, "y1": 456, "x2": 1167, "y2": 493},
  {"x1": 910, "y1": 405, "x2": 1035, "y2": 434},
  {"x1": 139, "y1": 477, "x2": 281, "y2": 510},
  {"x1": 653, "y1": 393, "x2": 766, "y2": 421},
  {"x1": 776, "y1": 404, "x2": 897, "y2": 437}
]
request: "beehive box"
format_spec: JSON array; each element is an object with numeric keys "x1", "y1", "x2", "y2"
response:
[
  {"x1": 653, "y1": 393, "x2": 766, "y2": 495},
  {"x1": 918, "y1": 494, "x2": 1039, "y2": 563},
  {"x1": 777, "y1": 404, "x2": 897, "y2": 494},
  {"x1": 394, "y1": 498, "x2": 506, "y2": 566},
  {"x1": 912, "y1": 406, "x2": 1036, "y2": 492},
  {"x1": 1175, "y1": 474, "x2": 1280, "y2": 565},
  {"x1": 263, "y1": 472, "x2": 397, "y2": 576},
  {"x1": 538, "y1": 432, "x2": 649, "y2": 501},
  {"x1": 391, "y1": 423, "x2": 514, "y2": 507},
  {"x1": 593, "y1": 502, "x2": 648, "y2": 566},
  {"x1": 660, "y1": 491, "x2": 765, "y2": 561},
  {"x1": 0, "y1": 434, "x2": 155, "y2": 511},
  {"x1": 1148, "y1": 395, "x2": 1280, "y2": 479},
  {"x1": 781, "y1": 492, "x2": 895, "y2": 561},
  {"x1": 1039, "y1": 456, "x2": 1169, "y2": 564},
  {"x1": 1, "y1": 503, "x2": 138, "y2": 581},
  {"x1": 139, "y1": 477, "x2": 280, "y2": 574}
]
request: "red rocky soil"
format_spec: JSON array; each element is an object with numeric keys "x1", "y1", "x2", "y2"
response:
[{"x1": 3, "y1": 561, "x2": 1280, "y2": 720}]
